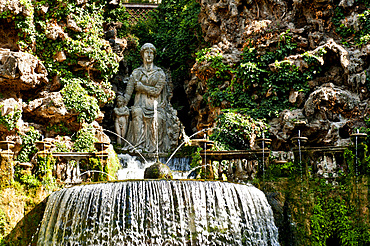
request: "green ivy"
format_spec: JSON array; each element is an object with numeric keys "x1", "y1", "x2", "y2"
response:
[
  {"x1": 35, "y1": 155, "x2": 55, "y2": 180},
  {"x1": 19, "y1": 173, "x2": 41, "y2": 188},
  {"x1": 0, "y1": 107, "x2": 21, "y2": 131},
  {"x1": 60, "y1": 78, "x2": 100, "y2": 123},
  {"x1": 267, "y1": 161, "x2": 296, "y2": 178},
  {"x1": 3, "y1": 0, "x2": 119, "y2": 127},
  {"x1": 54, "y1": 141, "x2": 71, "y2": 153},
  {"x1": 190, "y1": 146, "x2": 202, "y2": 169},
  {"x1": 17, "y1": 127, "x2": 41, "y2": 163},
  {"x1": 358, "y1": 9, "x2": 370, "y2": 44},
  {"x1": 46, "y1": 122, "x2": 73, "y2": 135},
  {"x1": 129, "y1": 0, "x2": 203, "y2": 87},
  {"x1": 199, "y1": 31, "x2": 321, "y2": 120},
  {"x1": 88, "y1": 157, "x2": 107, "y2": 181},
  {"x1": 210, "y1": 110, "x2": 269, "y2": 150},
  {"x1": 332, "y1": 4, "x2": 370, "y2": 45},
  {"x1": 104, "y1": 2, "x2": 130, "y2": 38},
  {"x1": 309, "y1": 179, "x2": 370, "y2": 246},
  {"x1": 72, "y1": 125, "x2": 97, "y2": 152}
]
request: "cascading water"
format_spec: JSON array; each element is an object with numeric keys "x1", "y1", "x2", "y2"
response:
[
  {"x1": 117, "y1": 154, "x2": 151, "y2": 180},
  {"x1": 37, "y1": 180, "x2": 280, "y2": 245},
  {"x1": 117, "y1": 154, "x2": 192, "y2": 179}
]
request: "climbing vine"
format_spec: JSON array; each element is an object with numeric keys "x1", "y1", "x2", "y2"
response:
[
  {"x1": 16, "y1": 127, "x2": 41, "y2": 163},
  {"x1": 72, "y1": 125, "x2": 97, "y2": 152},
  {"x1": 0, "y1": 107, "x2": 21, "y2": 131},
  {"x1": 0, "y1": 0, "x2": 120, "y2": 124},
  {"x1": 104, "y1": 2, "x2": 130, "y2": 38},
  {"x1": 210, "y1": 110, "x2": 269, "y2": 150},
  {"x1": 332, "y1": 1, "x2": 370, "y2": 46},
  {"x1": 35, "y1": 155, "x2": 56, "y2": 181},
  {"x1": 60, "y1": 78, "x2": 100, "y2": 123},
  {"x1": 309, "y1": 179, "x2": 370, "y2": 246},
  {"x1": 198, "y1": 31, "x2": 322, "y2": 120},
  {"x1": 128, "y1": 0, "x2": 203, "y2": 86}
]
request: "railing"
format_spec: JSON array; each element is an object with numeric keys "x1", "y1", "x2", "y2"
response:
[
  {"x1": 200, "y1": 149, "x2": 270, "y2": 182},
  {"x1": 123, "y1": 3, "x2": 159, "y2": 25}
]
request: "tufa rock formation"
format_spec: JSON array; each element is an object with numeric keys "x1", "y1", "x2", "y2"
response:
[{"x1": 187, "y1": 0, "x2": 370, "y2": 149}]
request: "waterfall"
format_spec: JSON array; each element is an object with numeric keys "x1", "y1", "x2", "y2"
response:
[
  {"x1": 117, "y1": 154, "x2": 192, "y2": 180},
  {"x1": 37, "y1": 181, "x2": 279, "y2": 245},
  {"x1": 116, "y1": 154, "x2": 150, "y2": 180}
]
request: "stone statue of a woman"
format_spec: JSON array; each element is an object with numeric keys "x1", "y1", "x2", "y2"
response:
[{"x1": 122, "y1": 43, "x2": 181, "y2": 153}]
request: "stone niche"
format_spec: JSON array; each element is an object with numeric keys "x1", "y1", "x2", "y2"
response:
[{"x1": 0, "y1": 19, "x2": 19, "y2": 51}]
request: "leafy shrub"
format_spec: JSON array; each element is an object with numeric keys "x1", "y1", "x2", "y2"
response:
[
  {"x1": 0, "y1": 107, "x2": 21, "y2": 131},
  {"x1": 17, "y1": 127, "x2": 41, "y2": 163},
  {"x1": 35, "y1": 155, "x2": 55, "y2": 180},
  {"x1": 128, "y1": 0, "x2": 203, "y2": 85},
  {"x1": 332, "y1": 5, "x2": 370, "y2": 45},
  {"x1": 72, "y1": 125, "x2": 97, "y2": 152},
  {"x1": 104, "y1": 2, "x2": 130, "y2": 38},
  {"x1": 310, "y1": 180, "x2": 370, "y2": 246},
  {"x1": 210, "y1": 110, "x2": 269, "y2": 150},
  {"x1": 0, "y1": 207, "x2": 7, "y2": 239},
  {"x1": 1, "y1": 0, "x2": 119, "y2": 126},
  {"x1": 19, "y1": 173, "x2": 41, "y2": 188},
  {"x1": 199, "y1": 31, "x2": 322, "y2": 120},
  {"x1": 60, "y1": 78, "x2": 100, "y2": 123}
]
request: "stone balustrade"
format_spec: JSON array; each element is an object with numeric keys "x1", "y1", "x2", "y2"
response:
[
  {"x1": 200, "y1": 149, "x2": 270, "y2": 182},
  {"x1": 34, "y1": 141, "x2": 110, "y2": 184}
]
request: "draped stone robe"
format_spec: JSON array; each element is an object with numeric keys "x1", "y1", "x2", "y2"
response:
[{"x1": 123, "y1": 65, "x2": 168, "y2": 152}]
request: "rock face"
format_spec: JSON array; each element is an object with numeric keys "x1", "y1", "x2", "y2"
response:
[
  {"x1": 0, "y1": 49, "x2": 48, "y2": 91},
  {"x1": 0, "y1": 1, "x2": 120, "y2": 157},
  {"x1": 22, "y1": 92, "x2": 72, "y2": 125},
  {"x1": 187, "y1": 0, "x2": 370, "y2": 148}
]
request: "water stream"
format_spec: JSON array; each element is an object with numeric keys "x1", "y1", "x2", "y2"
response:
[
  {"x1": 37, "y1": 180, "x2": 280, "y2": 245},
  {"x1": 117, "y1": 154, "x2": 192, "y2": 180}
]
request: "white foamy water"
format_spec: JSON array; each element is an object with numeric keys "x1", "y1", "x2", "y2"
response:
[
  {"x1": 37, "y1": 180, "x2": 280, "y2": 246},
  {"x1": 117, "y1": 154, "x2": 192, "y2": 180}
]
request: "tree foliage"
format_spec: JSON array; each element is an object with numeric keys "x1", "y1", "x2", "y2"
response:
[{"x1": 128, "y1": 0, "x2": 203, "y2": 85}]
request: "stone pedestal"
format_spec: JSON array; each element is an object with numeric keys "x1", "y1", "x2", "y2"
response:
[{"x1": 0, "y1": 141, "x2": 15, "y2": 186}]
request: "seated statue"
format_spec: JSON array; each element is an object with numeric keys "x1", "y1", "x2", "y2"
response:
[{"x1": 121, "y1": 43, "x2": 181, "y2": 153}]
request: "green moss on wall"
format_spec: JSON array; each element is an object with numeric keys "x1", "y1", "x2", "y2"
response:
[{"x1": 262, "y1": 176, "x2": 370, "y2": 246}]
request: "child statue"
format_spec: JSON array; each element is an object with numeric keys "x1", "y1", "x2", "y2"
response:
[{"x1": 113, "y1": 95, "x2": 130, "y2": 145}]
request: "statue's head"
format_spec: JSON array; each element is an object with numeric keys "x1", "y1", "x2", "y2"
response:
[
  {"x1": 116, "y1": 95, "x2": 125, "y2": 105},
  {"x1": 140, "y1": 43, "x2": 156, "y2": 59}
]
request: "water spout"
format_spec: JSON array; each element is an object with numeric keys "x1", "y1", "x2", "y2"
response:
[
  {"x1": 165, "y1": 127, "x2": 214, "y2": 166},
  {"x1": 154, "y1": 100, "x2": 159, "y2": 161},
  {"x1": 79, "y1": 170, "x2": 116, "y2": 180},
  {"x1": 103, "y1": 129, "x2": 148, "y2": 164},
  {"x1": 262, "y1": 136, "x2": 265, "y2": 180},
  {"x1": 355, "y1": 132, "x2": 358, "y2": 178}
]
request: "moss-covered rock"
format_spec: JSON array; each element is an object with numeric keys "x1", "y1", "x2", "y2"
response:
[{"x1": 144, "y1": 161, "x2": 173, "y2": 180}]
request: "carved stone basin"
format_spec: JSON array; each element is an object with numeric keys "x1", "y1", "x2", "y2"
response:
[
  {"x1": 256, "y1": 138, "x2": 272, "y2": 149},
  {"x1": 350, "y1": 132, "x2": 367, "y2": 143},
  {"x1": 291, "y1": 137, "x2": 308, "y2": 147},
  {"x1": 190, "y1": 139, "x2": 214, "y2": 150},
  {"x1": 274, "y1": 160, "x2": 288, "y2": 164},
  {"x1": 35, "y1": 141, "x2": 53, "y2": 152},
  {"x1": 94, "y1": 141, "x2": 110, "y2": 151},
  {"x1": 0, "y1": 141, "x2": 15, "y2": 151}
]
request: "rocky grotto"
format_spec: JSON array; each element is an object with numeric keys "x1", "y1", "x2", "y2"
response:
[{"x1": 0, "y1": 0, "x2": 369, "y2": 245}]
